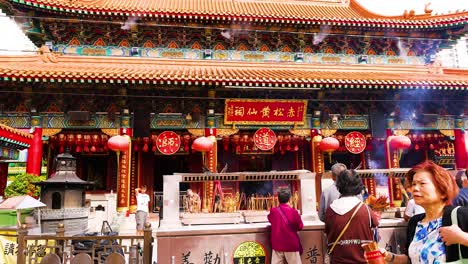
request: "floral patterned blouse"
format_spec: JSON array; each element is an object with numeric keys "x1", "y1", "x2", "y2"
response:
[{"x1": 408, "y1": 217, "x2": 446, "y2": 264}]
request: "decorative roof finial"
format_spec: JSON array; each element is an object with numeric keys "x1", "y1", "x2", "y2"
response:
[
  {"x1": 424, "y1": 2, "x2": 433, "y2": 15},
  {"x1": 38, "y1": 45, "x2": 58, "y2": 63}
]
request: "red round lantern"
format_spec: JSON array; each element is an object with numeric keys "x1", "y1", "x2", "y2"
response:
[
  {"x1": 390, "y1": 135, "x2": 411, "y2": 150},
  {"x1": 142, "y1": 137, "x2": 149, "y2": 152},
  {"x1": 101, "y1": 135, "x2": 108, "y2": 151},
  {"x1": 222, "y1": 136, "x2": 230, "y2": 151},
  {"x1": 320, "y1": 137, "x2": 340, "y2": 152},
  {"x1": 151, "y1": 135, "x2": 158, "y2": 152},
  {"x1": 108, "y1": 135, "x2": 130, "y2": 152},
  {"x1": 319, "y1": 137, "x2": 340, "y2": 162},
  {"x1": 83, "y1": 135, "x2": 91, "y2": 152},
  {"x1": 191, "y1": 136, "x2": 214, "y2": 152},
  {"x1": 67, "y1": 134, "x2": 75, "y2": 148}
]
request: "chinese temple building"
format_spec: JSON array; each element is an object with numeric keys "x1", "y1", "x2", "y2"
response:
[{"x1": 0, "y1": 0, "x2": 466, "y2": 213}]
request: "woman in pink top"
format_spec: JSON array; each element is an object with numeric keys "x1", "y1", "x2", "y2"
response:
[{"x1": 268, "y1": 188, "x2": 304, "y2": 264}]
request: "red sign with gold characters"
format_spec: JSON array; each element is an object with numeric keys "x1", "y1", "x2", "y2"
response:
[
  {"x1": 156, "y1": 131, "x2": 181, "y2": 155},
  {"x1": 117, "y1": 135, "x2": 131, "y2": 210},
  {"x1": 225, "y1": 99, "x2": 307, "y2": 125},
  {"x1": 254, "y1": 128, "x2": 277, "y2": 151},
  {"x1": 345, "y1": 131, "x2": 367, "y2": 154}
]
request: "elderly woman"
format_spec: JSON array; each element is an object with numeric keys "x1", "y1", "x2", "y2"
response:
[
  {"x1": 325, "y1": 169, "x2": 379, "y2": 264},
  {"x1": 383, "y1": 161, "x2": 468, "y2": 263}
]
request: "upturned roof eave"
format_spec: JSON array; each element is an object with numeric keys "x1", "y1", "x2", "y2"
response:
[{"x1": 9, "y1": 0, "x2": 468, "y2": 28}]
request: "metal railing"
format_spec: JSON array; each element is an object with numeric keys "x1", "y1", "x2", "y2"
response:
[
  {"x1": 14, "y1": 223, "x2": 153, "y2": 264},
  {"x1": 177, "y1": 170, "x2": 307, "y2": 182},
  {"x1": 40, "y1": 208, "x2": 89, "y2": 220}
]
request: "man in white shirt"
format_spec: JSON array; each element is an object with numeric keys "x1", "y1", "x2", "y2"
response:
[
  {"x1": 135, "y1": 185, "x2": 150, "y2": 235},
  {"x1": 318, "y1": 163, "x2": 347, "y2": 222}
]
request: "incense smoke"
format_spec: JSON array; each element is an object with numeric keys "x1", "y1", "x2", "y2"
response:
[
  {"x1": 313, "y1": 25, "x2": 331, "y2": 45},
  {"x1": 121, "y1": 16, "x2": 138, "y2": 30}
]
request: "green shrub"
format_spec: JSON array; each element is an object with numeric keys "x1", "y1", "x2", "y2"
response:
[{"x1": 4, "y1": 174, "x2": 45, "y2": 198}]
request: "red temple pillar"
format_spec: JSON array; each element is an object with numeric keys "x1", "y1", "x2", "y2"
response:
[
  {"x1": 310, "y1": 129, "x2": 323, "y2": 210},
  {"x1": 454, "y1": 129, "x2": 467, "y2": 169},
  {"x1": 129, "y1": 138, "x2": 139, "y2": 213},
  {"x1": 384, "y1": 128, "x2": 394, "y2": 169},
  {"x1": 26, "y1": 127, "x2": 43, "y2": 176},
  {"x1": 117, "y1": 127, "x2": 133, "y2": 214},
  {"x1": 310, "y1": 129, "x2": 323, "y2": 174},
  {"x1": 203, "y1": 127, "x2": 217, "y2": 212},
  {"x1": 130, "y1": 143, "x2": 143, "y2": 213},
  {"x1": 0, "y1": 163, "x2": 8, "y2": 196},
  {"x1": 205, "y1": 128, "x2": 217, "y2": 172}
]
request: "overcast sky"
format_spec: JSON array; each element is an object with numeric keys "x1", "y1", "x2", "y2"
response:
[{"x1": 355, "y1": 0, "x2": 468, "y2": 16}]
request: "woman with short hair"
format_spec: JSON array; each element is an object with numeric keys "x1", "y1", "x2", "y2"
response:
[
  {"x1": 268, "y1": 188, "x2": 303, "y2": 264},
  {"x1": 382, "y1": 161, "x2": 468, "y2": 263},
  {"x1": 325, "y1": 170, "x2": 379, "y2": 264}
]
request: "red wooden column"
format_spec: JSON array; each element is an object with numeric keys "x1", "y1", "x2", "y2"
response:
[
  {"x1": 129, "y1": 137, "x2": 139, "y2": 213},
  {"x1": 129, "y1": 136, "x2": 151, "y2": 213},
  {"x1": 205, "y1": 128, "x2": 217, "y2": 173},
  {"x1": 117, "y1": 127, "x2": 133, "y2": 214},
  {"x1": 203, "y1": 128, "x2": 217, "y2": 212},
  {"x1": 0, "y1": 163, "x2": 8, "y2": 197},
  {"x1": 310, "y1": 129, "x2": 323, "y2": 210},
  {"x1": 202, "y1": 89, "x2": 217, "y2": 212},
  {"x1": 26, "y1": 116, "x2": 43, "y2": 176},
  {"x1": 384, "y1": 128, "x2": 394, "y2": 169},
  {"x1": 310, "y1": 129, "x2": 323, "y2": 174},
  {"x1": 454, "y1": 128, "x2": 467, "y2": 169},
  {"x1": 132, "y1": 140, "x2": 143, "y2": 213}
]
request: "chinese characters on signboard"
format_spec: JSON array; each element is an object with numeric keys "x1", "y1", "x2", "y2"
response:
[
  {"x1": 253, "y1": 128, "x2": 277, "y2": 151},
  {"x1": 232, "y1": 241, "x2": 266, "y2": 264},
  {"x1": 0, "y1": 238, "x2": 51, "y2": 264},
  {"x1": 156, "y1": 131, "x2": 181, "y2": 155},
  {"x1": 175, "y1": 240, "x2": 325, "y2": 264},
  {"x1": 305, "y1": 246, "x2": 321, "y2": 264},
  {"x1": 117, "y1": 135, "x2": 131, "y2": 209},
  {"x1": 344, "y1": 131, "x2": 366, "y2": 154},
  {"x1": 182, "y1": 250, "x2": 221, "y2": 264},
  {"x1": 225, "y1": 99, "x2": 307, "y2": 125}
]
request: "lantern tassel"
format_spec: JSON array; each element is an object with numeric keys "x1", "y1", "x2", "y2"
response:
[{"x1": 202, "y1": 152, "x2": 206, "y2": 168}]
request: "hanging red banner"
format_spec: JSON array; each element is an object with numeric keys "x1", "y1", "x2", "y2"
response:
[
  {"x1": 254, "y1": 128, "x2": 277, "y2": 151},
  {"x1": 117, "y1": 135, "x2": 131, "y2": 211},
  {"x1": 345, "y1": 131, "x2": 367, "y2": 154},
  {"x1": 225, "y1": 99, "x2": 307, "y2": 125},
  {"x1": 156, "y1": 131, "x2": 181, "y2": 155}
]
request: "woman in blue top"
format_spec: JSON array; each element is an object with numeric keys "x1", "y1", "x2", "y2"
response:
[{"x1": 382, "y1": 161, "x2": 468, "y2": 263}]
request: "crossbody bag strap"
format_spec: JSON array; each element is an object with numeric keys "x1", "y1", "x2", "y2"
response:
[
  {"x1": 451, "y1": 206, "x2": 462, "y2": 261},
  {"x1": 365, "y1": 204, "x2": 372, "y2": 228},
  {"x1": 328, "y1": 202, "x2": 364, "y2": 255},
  {"x1": 277, "y1": 207, "x2": 295, "y2": 232}
]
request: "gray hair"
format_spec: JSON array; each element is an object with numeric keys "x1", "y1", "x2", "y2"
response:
[
  {"x1": 331, "y1": 163, "x2": 347, "y2": 180},
  {"x1": 278, "y1": 188, "x2": 291, "y2": 204}
]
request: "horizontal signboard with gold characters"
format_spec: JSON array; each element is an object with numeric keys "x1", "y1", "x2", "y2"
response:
[{"x1": 225, "y1": 99, "x2": 307, "y2": 125}]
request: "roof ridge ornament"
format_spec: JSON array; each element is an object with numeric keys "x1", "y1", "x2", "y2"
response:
[
  {"x1": 427, "y1": 59, "x2": 443, "y2": 75},
  {"x1": 38, "y1": 45, "x2": 59, "y2": 63},
  {"x1": 424, "y1": 2, "x2": 433, "y2": 15}
]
